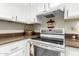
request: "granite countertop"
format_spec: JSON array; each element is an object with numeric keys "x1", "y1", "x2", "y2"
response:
[
  {"x1": 0, "y1": 34, "x2": 40, "y2": 45},
  {"x1": 66, "y1": 38, "x2": 79, "y2": 48}
]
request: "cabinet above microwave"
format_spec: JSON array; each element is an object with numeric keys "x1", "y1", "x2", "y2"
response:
[{"x1": 64, "y1": 3, "x2": 79, "y2": 20}]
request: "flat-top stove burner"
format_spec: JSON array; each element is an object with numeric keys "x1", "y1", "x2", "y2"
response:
[{"x1": 32, "y1": 37, "x2": 63, "y2": 45}]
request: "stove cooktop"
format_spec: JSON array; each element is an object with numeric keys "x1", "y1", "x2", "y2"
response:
[{"x1": 32, "y1": 37, "x2": 63, "y2": 45}]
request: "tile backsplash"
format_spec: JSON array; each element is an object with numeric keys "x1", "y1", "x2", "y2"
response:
[
  {"x1": 65, "y1": 20, "x2": 79, "y2": 34},
  {"x1": 0, "y1": 21, "x2": 25, "y2": 34}
]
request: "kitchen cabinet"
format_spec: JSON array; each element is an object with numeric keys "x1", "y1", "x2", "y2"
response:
[
  {"x1": 64, "y1": 3, "x2": 79, "y2": 19},
  {"x1": 0, "y1": 3, "x2": 15, "y2": 21},
  {"x1": 49, "y1": 3, "x2": 53, "y2": 8},
  {"x1": 51, "y1": 3, "x2": 65, "y2": 11},
  {"x1": 9, "y1": 48, "x2": 26, "y2": 56},
  {"x1": 0, "y1": 3, "x2": 49, "y2": 24},
  {"x1": 25, "y1": 39, "x2": 30, "y2": 56},
  {"x1": 27, "y1": 3, "x2": 45, "y2": 24},
  {"x1": 0, "y1": 3, "x2": 27, "y2": 23},
  {"x1": 6, "y1": 3, "x2": 27, "y2": 23},
  {"x1": 0, "y1": 39, "x2": 30, "y2": 56},
  {"x1": 66, "y1": 46, "x2": 79, "y2": 56},
  {"x1": 11, "y1": 3, "x2": 27, "y2": 23}
]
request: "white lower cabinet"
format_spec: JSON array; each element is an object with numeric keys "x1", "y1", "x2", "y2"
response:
[
  {"x1": 66, "y1": 46, "x2": 79, "y2": 56},
  {"x1": 9, "y1": 48, "x2": 26, "y2": 56},
  {"x1": 0, "y1": 39, "x2": 30, "y2": 56}
]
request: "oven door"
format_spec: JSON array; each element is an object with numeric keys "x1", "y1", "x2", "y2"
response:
[
  {"x1": 30, "y1": 44, "x2": 64, "y2": 56},
  {"x1": 34, "y1": 45, "x2": 61, "y2": 56},
  {"x1": 30, "y1": 40, "x2": 65, "y2": 56}
]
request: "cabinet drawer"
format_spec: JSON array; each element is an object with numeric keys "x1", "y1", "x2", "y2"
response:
[{"x1": 0, "y1": 40, "x2": 26, "y2": 54}]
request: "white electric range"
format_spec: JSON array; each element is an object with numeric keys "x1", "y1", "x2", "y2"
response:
[{"x1": 30, "y1": 28, "x2": 65, "y2": 56}]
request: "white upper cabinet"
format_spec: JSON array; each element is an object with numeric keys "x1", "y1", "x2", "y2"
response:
[
  {"x1": 49, "y1": 3, "x2": 53, "y2": 8},
  {"x1": 27, "y1": 3, "x2": 46, "y2": 24},
  {"x1": 64, "y1": 3, "x2": 79, "y2": 19},
  {"x1": 0, "y1": 3, "x2": 27, "y2": 23},
  {"x1": 6, "y1": 3, "x2": 27, "y2": 23},
  {"x1": 11, "y1": 3, "x2": 26, "y2": 23},
  {"x1": 0, "y1": 3, "x2": 48, "y2": 24},
  {"x1": 0, "y1": 3, "x2": 15, "y2": 21}
]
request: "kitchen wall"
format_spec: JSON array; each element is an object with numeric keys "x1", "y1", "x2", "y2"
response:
[
  {"x1": 0, "y1": 21, "x2": 25, "y2": 34},
  {"x1": 34, "y1": 13, "x2": 64, "y2": 32}
]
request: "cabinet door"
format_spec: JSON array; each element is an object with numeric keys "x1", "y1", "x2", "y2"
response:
[
  {"x1": 0, "y1": 39, "x2": 30, "y2": 56},
  {"x1": 0, "y1": 3, "x2": 15, "y2": 21},
  {"x1": 0, "y1": 3, "x2": 27, "y2": 23},
  {"x1": 9, "y1": 48, "x2": 25, "y2": 56},
  {"x1": 66, "y1": 47, "x2": 79, "y2": 56},
  {"x1": 10, "y1": 3, "x2": 27, "y2": 23},
  {"x1": 0, "y1": 40, "x2": 26, "y2": 54},
  {"x1": 28, "y1": 3, "x2": 45, "y2": 23},
  {"x1": 10, "y1": 40, "x2": 30, "y2": 56},
  {"x1": 25, "y1": 39, "x2": 30, "y2": 56},
  {"x1": 64, "y1": 4, "x2": 79, "y2": 19}
]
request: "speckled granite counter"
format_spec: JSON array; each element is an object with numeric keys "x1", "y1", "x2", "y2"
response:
[
  {"x1": 0, "y1": 35, "x2": 40, "y2": 45},
  {"x1": 66, "y1": 38, "x2": 79, "y2": 48}
]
